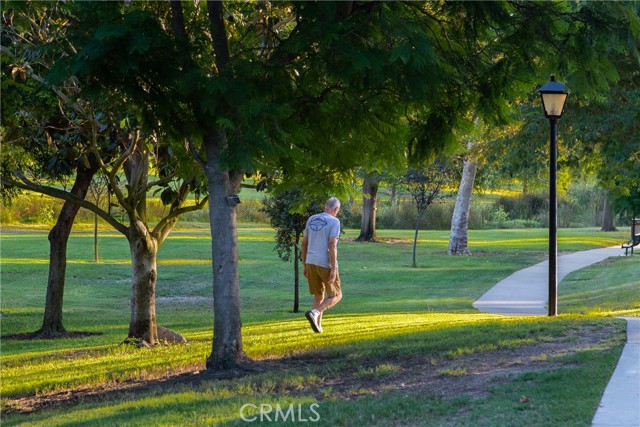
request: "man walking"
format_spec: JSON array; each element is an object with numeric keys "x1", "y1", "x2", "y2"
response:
[{"x1": 302, "y1": 197, "x2": 342, "y2": 333}]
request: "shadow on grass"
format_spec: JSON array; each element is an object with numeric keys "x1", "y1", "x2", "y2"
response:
[
  {"x1": 2, "y1": 331, "x2": 103, "y2": 340},
  {"x1": 3, "y1": 315, "x2": 624, "y2": 419}
]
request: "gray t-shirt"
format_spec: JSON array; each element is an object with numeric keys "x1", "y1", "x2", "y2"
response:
[{"x1": 304, "y1": 212, "x2": 341, "y2": 268}]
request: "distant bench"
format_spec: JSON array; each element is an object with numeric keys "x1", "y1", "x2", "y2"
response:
[{"x1": 622, "y1": 234, "x2": 640, "y2": 255}]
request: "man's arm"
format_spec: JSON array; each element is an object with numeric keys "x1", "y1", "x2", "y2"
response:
[
  {"x1": 302, "y1": 235, "x2": 309, "y2": 277},
  {"x1": 328, "y1": 236, "x2": 338, "y2": 284}
]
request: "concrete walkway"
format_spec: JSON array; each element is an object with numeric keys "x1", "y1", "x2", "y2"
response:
[
  {"x1": 472, "y1": 246, "x2": 639, "y2": 427},
  {"x1": 592, "y1": 317, "x2": 640, "y2": 427},
  {"x1": 473, "y1": 247, "x2": 625, "y2": 315}
]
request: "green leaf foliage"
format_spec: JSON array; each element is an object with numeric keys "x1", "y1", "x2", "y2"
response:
[
  {"x1": 261, "y1": 189, "x2": 320, "y2": 262},
  {"x1": 38, "y1": 0, "x2": 640, "y2": 199}
]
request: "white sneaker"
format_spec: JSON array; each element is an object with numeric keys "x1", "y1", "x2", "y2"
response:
[{"x1": 305, "y1": 310, "x2": 322, "y2": 333}]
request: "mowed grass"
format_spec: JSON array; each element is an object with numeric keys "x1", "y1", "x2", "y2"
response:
[
  {"x1": 0, "y1": 224, "x2": 637, "y2": 426},
  {"x1": 559, "y1": 255, "x2": 640, "y2": 316}
]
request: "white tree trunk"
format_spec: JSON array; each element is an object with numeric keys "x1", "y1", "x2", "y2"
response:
[
  {"x1": 128, "y1": 220, "x2": 159, "y2": 345},
  {"x1": 448, "y1": 147, "x2": 478, "y2": 255}
]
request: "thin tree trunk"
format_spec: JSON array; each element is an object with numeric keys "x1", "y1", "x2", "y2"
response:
[
  {"x1": 601, "y1": 191, "x2": 617, "y2": 232},
  {"x1": 36, "y1": 167, "x2": 96, "y2": 338},
  {"x1": 412, "y1": 214, "x2": 420, "y2": 268},
  {"x1": 448, "y1": 154, "x2": 478, "y2": 255},
  {"x1": 127, "y1": 220, "x2": 159, "y2": 345},
  {"x1": 356, "y1": 173, "x2": 379, "y2": 242},
  {"x1": 94, "y1": 212, "x2": 99, "y2": 262},
  {"x1": 293, "y1": 236, "x2": 300, "y2": 313},
  {"x1": 389, "y1": 185, "x2": 398, "y2": 206},
  {"x1": 204, "y1": 129, "x2": 249, "y2": 370}
]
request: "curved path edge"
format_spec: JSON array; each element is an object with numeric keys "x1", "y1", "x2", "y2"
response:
[
  {"x1": 591, "y1": 316, "x2": 640, "y2": 427},
  {"x1": 473, "y1": 247, "x2": 624, "y2": 315},
  {"x1": 472, "y1": 246, "x2": 639, "y2": 427}
]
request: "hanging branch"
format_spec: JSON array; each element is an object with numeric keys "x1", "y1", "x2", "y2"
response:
[{"x1": 2, "y1": 170, "x2": 128, "y2": 234}]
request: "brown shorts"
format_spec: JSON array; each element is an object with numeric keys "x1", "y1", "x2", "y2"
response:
[{"x1": 306, "y1": 264, "x2": 341, "y2": 297}]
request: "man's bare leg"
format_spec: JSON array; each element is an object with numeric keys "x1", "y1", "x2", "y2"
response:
[
  {"x1": 316, "y1": 293, "x2": 342, "y2": 315},
  {"x1": 312, "y1": 294, "x2": 324, "y2": 325},
  {"x1": 308, "y1": 293, "x2": 341, "y2": 332}
]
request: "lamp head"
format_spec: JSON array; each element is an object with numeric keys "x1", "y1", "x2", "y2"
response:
[{"x1": 539, "y1": 75, "x2": 570, "y2": 119}]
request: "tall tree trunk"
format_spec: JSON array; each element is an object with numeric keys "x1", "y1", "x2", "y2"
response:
[
  {"x1": 412, "y1": 214, "x2": 420, "y2": 268},
  {"x1": 448, "y1": 153, "x2": 478, "y2": 255},
  {"x1": 204, "y1": 129, "x2": 249, "y2": 370},
  {"x1": 389, "y1": 185, "x2": 398, "y2": 206},
  {"x1": 293, "y1": 236, "x2": 300, "y2": 313},
  {"x1": 356, "y1": 173, "x2": 379, "y2": 242},
  {"x1": 127, "y1": 219, "x2": 159, "y2": 345},
  {"x1": 94, "y1": 212, "x2": 99, "y2": 262},
  {"x1": 36, "y1": 167, "x2": 96, "y2": 338},
  {"x1": 601, "y1": 191, "x2": 617, "y2": 232}
]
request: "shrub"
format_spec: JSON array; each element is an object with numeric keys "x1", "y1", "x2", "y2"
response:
[
  {"x1": 497, "y1": 193, "x2": 547, "y2": 221},
  {"x1": 0, "y1": 183, "x2": 611, "y2": 230},
  {"x1": 342, "y1": 203, "x2": 362, "y2": 229},
  {"x1": 468, "y1": 201, "x2": 494, "y2": 229},
  {"x1": 488, "y1": 206, "x2": 510, "y2": 228},
  {"x1": 374, "y1": 201, "x2": 453, "y2": 230},
  {"x1": 238, "y1": 200, "x2": 269, "y2": 223},
  {"x1": 1, "y1": 194, "x2": 63, "y2": 225}
]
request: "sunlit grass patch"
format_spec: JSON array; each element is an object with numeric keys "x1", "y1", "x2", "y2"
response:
[
  {"x1": 241, "y1": 312, "x2": 504, "y2": 360},
  {"x1": 0, "y1": 312, "x2": 570, "y2": 398},
  {"x1": 0, "y1": 340, "x2": 211, "y2": 398},
  {"x1": 439, "y1": 367, "x2": 468, "y2": 377},
  {"x1": 353, "y1": 363, "x2": 401, "y2": 380},
  {"x1": 0, "y1": 226, "x2": 636, "y2": 426},
  {"x1": 559, "y1": 256, "x2": 640, "y2": 316}
]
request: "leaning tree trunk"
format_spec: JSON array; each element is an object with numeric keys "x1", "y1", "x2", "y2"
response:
[
  {"x1": 412, "y1": 214, "x2": 420, "y2": 268},
  {"x1": 205, "y1": 129, "x2": 249, "y2": 370},
  {"x1": 356, "y1": 173, "x2": 379, "y2": 242},
  {"x1": 127, "y1": 220, "x2": 159, "y2": 345},
  {"x1": 448, "y1": 155, "x2": 478, "y2": 255},
  {"x1": 36, "y1": 166, "x2": 97, "y2": 338},
  {"x1": 601, "y1": 191, "x2": 617, "y2": 232}
]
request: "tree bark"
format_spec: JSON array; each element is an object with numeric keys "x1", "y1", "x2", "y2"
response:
[
  {"x1": 127, "y1": 219, "x2": 159, "y2": 345},
  {"x1": 448, "y1": 147, "x2": 478, "y2": 255},
  {"x1": 203, "y1": 0, "x2": 249, "y2": 371},
  {"x1": 204, "y1": 129, "x2": 249, "y2": 370},
  {"x1": 293, "y1": 235, "x2": 300, "y2": 313},
  {"x1": 601, "y1": 190, "x2": 617, "y2": 232},
  {"x1": 36, "y1": 166, "x2": 97, "y2": 338},
  {"x1": 356, "y1": 173, "x2": 379, "y2": 242},
  {"x1": 94, "y1": 212, "x2": 99, "y2": 262},
  {"x1": 412, "y1": 214, "x2": 420, "y2": 268},
  {"x1": 389, "y1": 185, "x2": 398, "y2": 206}
]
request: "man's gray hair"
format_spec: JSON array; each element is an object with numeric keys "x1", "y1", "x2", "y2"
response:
[{"x1": 325, "y1": 197, "x2": 341, "y2": 210}]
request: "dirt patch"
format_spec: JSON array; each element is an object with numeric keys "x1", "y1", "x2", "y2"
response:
[
  {"x1": 433, "y1": 251, "x2": 509, "y2": 257},
  {"x1": 2, "y1": 324, "x2": 622, "y2": 415},
  {"x1": 293, "y1": 324, "x2": 620, "y2": 402}
]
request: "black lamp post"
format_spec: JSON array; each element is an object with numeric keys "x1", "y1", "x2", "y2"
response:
[{"x1": 539, "y1": 75, "x2": 570, "y2": 317}]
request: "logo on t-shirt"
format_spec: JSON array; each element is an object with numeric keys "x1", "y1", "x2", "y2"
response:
[{"x1": 309, "y1": 216, "x2": 328, "y2": 231}]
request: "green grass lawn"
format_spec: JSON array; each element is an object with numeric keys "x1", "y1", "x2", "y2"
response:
[{"x1": 1, "y1": 225, "x2": 637, "y2": 426}]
